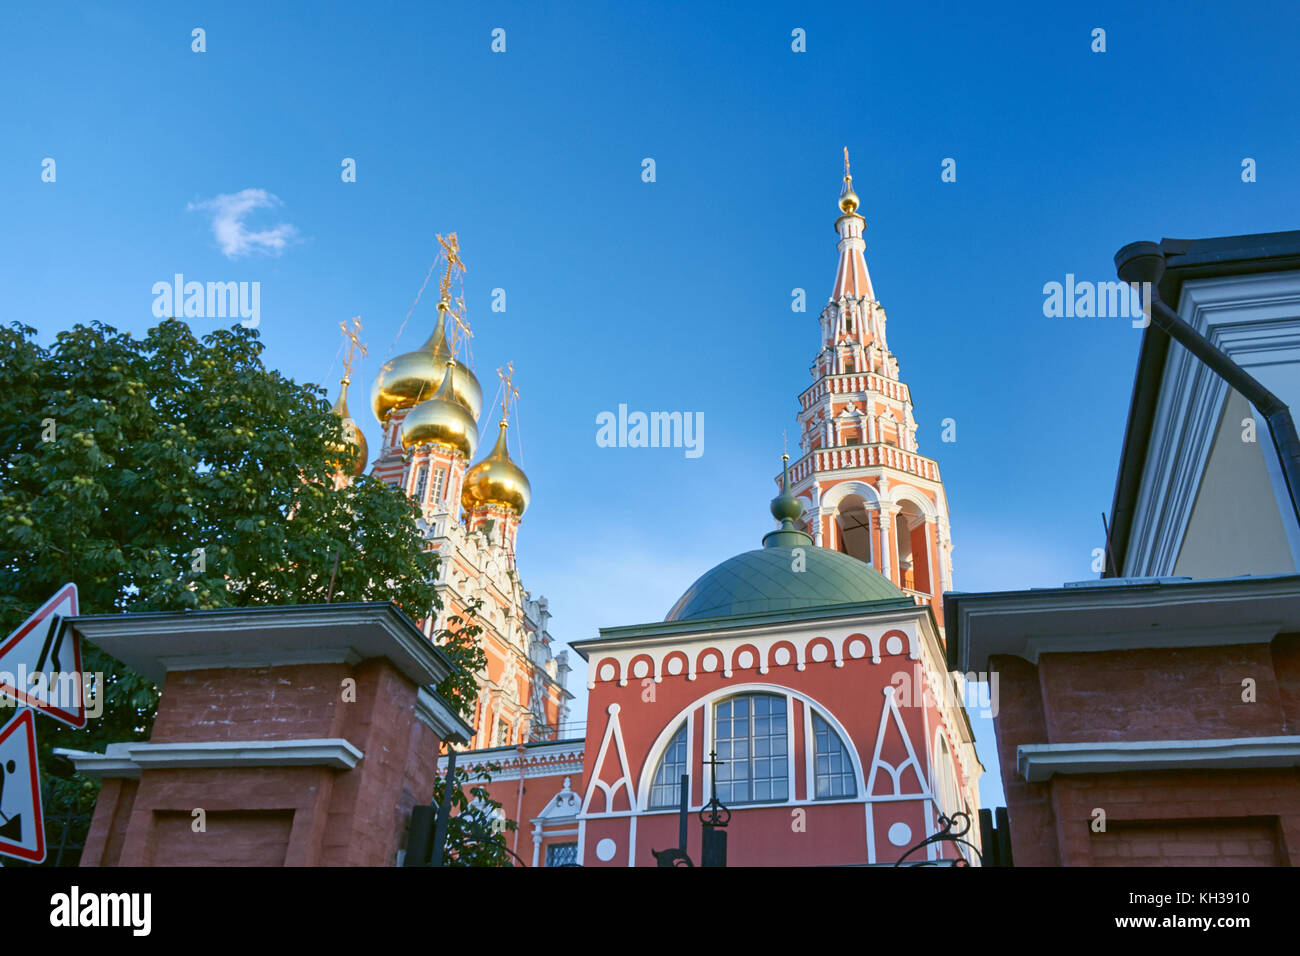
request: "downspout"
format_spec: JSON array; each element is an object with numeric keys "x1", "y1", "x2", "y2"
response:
[{"x1": 1115, "y1": 241, "x2": 1300, "y2": 535}]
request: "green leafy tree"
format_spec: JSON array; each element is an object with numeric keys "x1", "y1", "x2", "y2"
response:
[
  {"x1": 0, "y1": 319, "x2": 485, "y2": 862},
  {"x1": 429, "y1": 761, "x2": 520, "y2": 867}
]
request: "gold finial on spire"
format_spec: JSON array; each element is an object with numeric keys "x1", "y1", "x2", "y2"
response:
[
  {"x1": 338, "y1": 316, "x2": 367, "y2": 385},
  {"x1": 839, "y1": 146, "x2": 860, "y2": 215},
  {"x1": 497, "y1": 362, "x2": 519, "y2": 424}
]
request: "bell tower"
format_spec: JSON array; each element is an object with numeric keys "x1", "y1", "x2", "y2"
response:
[{"x1": 783, "y1": 150, "x2": 955, "y2": 624}]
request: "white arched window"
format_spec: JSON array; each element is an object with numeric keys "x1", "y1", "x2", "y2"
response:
[
  {"x1": 642, "y1": 688, "x2": 862, "y2": 809},
  {"x1": 648, "y1": 725, "x2": 689, "y2": 809},
  {"x1": 812, "y1": 713, "x2": 856, "y2": 798}
]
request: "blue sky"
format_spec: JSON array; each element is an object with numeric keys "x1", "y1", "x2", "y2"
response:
[{"x1": 5, "y1": 1, "x2": 1300, "y2": 810}]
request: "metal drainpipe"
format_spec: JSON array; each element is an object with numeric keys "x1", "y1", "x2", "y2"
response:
[{"x1": 1116, "y1": 241, "x2": 1300, "y2": 529}]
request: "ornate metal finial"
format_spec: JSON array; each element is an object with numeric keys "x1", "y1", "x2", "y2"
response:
[
  {"x1": 497, "y1": 362, "x2": 519, "y2": 424},
  {"x1": 698, "y1": 750, "x2": 731, "y2": 828},
  {"x1": 893, "y1": 810, "x2": 983, "y2": 867},
  {"x1": 338, "y1": 316, "x2": 367, "y2": 385},
  {"x1": 843, "y1": 146, "x2": 852, "y2": 183},
  {"x1": 782, "y1": 428, "x2": 790, "y2": 460}
]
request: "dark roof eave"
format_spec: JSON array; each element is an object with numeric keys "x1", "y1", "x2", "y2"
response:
[{"x1": 1106, "y1": 231, "x2": 1300, "y2": 576}]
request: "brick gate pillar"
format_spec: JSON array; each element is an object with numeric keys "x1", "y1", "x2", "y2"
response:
[{"x1": 59, "y1": 603, "x2": 472, "y2": 867}]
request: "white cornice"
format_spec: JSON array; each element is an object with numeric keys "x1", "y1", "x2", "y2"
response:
[
  {"x1": 54, "y1": 738, "x2": 364, "y2": 779},
  {"x1": 1018, "y1": 735, "x2": 1300, "y2": 782}
]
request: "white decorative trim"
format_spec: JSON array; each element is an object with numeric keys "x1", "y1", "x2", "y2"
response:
[
  {"x1": 56, "y1": 738, "x2": 364, "y2": 777},
  {"x1": 583, "y1": 613, "x2": 924, "y2": 692},
  {"x1": 866, "y1": 687, "x2": 928, "y2": 798},
  {"x1": 440, "y1": 739, "x2": 585, "y2": 782},
  {"x1": 581, "y1": 704, "x2": 637, "y2": 815},
  {"x1": 1017, "y1": 735, "x2": 1300, "y2": 782}
]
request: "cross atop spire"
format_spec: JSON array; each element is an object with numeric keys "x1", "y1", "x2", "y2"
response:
[
  {"x1": 498, "y1": 362, "x2": 519, "y2": 424},
  {"x1": 338, "y1": 316, "x2": 367, "y2": 385}
]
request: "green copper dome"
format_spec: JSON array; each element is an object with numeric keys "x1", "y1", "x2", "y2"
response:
[
  {"x1": 665, "y1": 456, "x2": 909, "y2": 623},
  {"x1": 665, "y1": 545, "x2": 907, "y2": 622}
]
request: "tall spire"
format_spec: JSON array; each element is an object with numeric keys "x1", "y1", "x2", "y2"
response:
[{"x1": 831, "y1": 147, "x2": 874, "y2": 302}]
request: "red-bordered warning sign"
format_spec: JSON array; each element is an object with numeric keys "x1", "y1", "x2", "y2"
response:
[
  {"x1": 0, "y1": 709, "x2": 45, "y2": 863},
  {"x1": 0, "y1": 583, "x2": 84, "y2": 729}
]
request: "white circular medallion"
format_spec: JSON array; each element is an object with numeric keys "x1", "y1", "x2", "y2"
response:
[
  {"x1": 701, "y1": 653, "x2": 718, "y2": 673},
  {"x1": 888, "y1": 822, "x2": 913, "y2": 847},
  {"x1": 885, "y1": 635, "x2": 904, "y2": 656},
  {"x1": 667, "y1": 656, "x2": 684, "y2": 675},
  {"x1": 848, "y1": 639, "x2": 867, "y2": 659},
  {"x1": 737, "y1": 650, "x2": 754, "y2": 669},
  {"x1": 598, "y1": 663, "x2": 615, "y2": 682},
  {"x1": 773, "y1": 646, "x2": 791, "y2": 666},
  {"x1": 810, "y1": 643, "x2": 829, "y2": 663},
  {"x1": 632, "y1": 659, "x2": 649, "y2": 679},
  {"x1": 595, "y1": 838, "x2": 617, "y2": 862}
]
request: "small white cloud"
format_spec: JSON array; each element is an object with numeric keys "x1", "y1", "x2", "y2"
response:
[{"x1": 187, "y1": 188, "x2": 298, "y2": 259}]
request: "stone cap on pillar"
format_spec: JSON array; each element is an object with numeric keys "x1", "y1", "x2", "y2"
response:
[
  {"x1": 66, "y1": 602, "x2": 475, "y2": 744},
  {"x1": 66, "y1": 601, "x2": 456, "y2": 686}
]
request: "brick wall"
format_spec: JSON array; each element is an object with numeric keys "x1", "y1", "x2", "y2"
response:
[{"x1": 992, "y1": 634, "x2": 1300, "y2": 867}]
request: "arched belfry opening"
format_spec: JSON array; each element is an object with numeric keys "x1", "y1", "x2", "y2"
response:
[
  {"x1": 835, "y1": 495, "x2": 873, "y2": 565},
  {"x1": 895, "y1": 501, "x2": 931, "y2": 593}
]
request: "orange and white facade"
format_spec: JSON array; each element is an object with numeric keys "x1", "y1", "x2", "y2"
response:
[{"x1": 787, "y1": 163, "x2": 954, "y2": 619}]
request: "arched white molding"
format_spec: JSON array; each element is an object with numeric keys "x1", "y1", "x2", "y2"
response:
[
  {"x1": 886, "y1": 483, "x2": 938, "y2": 520},
  {"x1": 820, "y1": 480, "x2": 882, "y2": 511},
  {"x1": 635, "y1": 683, "x2": 866, "y2": 811}
]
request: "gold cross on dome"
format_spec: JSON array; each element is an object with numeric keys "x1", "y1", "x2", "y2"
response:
[
  {"x1": 448, "y1": 300, "x2": 474, "y2": 358},
  {"x1": 843, "y1": 146, "x2": 851, "y2": 181},
  {"x1": 338, "y1": 316, "x2": 367, "y2": 383},
  {"x1": 498, "y1": 362, "x2": 519, "y2": 423},
  {"x1": 437, "y1": 232, "x2": 467, "y2": 300}
]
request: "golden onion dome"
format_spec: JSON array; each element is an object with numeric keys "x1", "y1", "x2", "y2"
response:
[
  {"x1": 462, "y1": 420, "x2": 531, "y2": 516},
  {"x1": 329, "y1": 378, "x2": 369, "y2": 477},
  {"x1": 400, "y1": 362, "x2": 479, "y2": 458},
  {"x1": 369, "y1": 300, "x2": 483, "y2": 423}
]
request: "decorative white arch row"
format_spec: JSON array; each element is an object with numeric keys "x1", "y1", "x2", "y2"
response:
[
  {"x1": 588, "y1": 622, "x2": 921, "y2": 690},
  {"x1": 632, "y1": 682, "x2": 867, "y2": 813}
]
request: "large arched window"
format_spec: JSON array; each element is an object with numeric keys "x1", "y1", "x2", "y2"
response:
[
  {"x1": 648, "y1": 725, "x2": 688, "y2": 809},
  {"x1": 643, "y1": 691, "x2": 861, "y2": 810},
  {"x1": 812, "y1": 713, "x2": 856, "y2": 798},
  {"x1": 715, "y1": 694, "x2": 788, "y2": 805}
]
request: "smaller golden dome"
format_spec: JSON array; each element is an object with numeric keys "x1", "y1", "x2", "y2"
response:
[
  {"x1": 329, "y1": 378, "x2": 369, "y2": 477},
  {"x1": 401, "y1": 363, "x2": 479, "y2": 458},
  {"x1": 462, "y1": 420, "x2": 531, "y2": 515}
]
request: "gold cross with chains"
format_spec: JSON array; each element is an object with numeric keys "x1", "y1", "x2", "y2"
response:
[
  {"x1": 437, "y1": 232, "x2": 467, "y2": 300},
  {"x1": 498, "y1": 362, "x2": 519, "y2": 423},
  {"x1": 338, "y1": 317, "x2": 367, "y2": 383}
]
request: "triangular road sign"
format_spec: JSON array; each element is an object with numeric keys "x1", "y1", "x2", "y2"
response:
[
  {"x1": 0, "y1": 709, "x2": 46, "y2": 863},
  {"x1": 0, "y1": 584, "x2": 84, "y2": 729}
]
